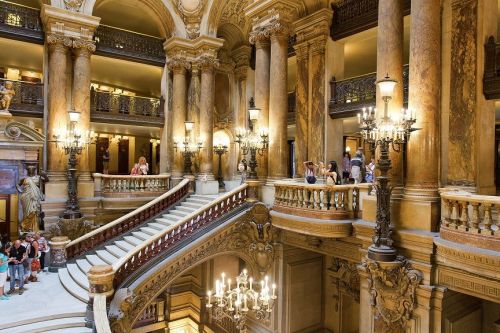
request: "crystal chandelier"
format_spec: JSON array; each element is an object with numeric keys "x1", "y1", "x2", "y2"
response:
[
  {"x1": 358, "y1": 74, "x2": 418, "y2": 262},
  {"x1": 206, "y1": 270, "x2": 277, "y2": 332}
]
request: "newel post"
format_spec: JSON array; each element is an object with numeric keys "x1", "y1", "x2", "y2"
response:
[
  {"x1": 87, "y1": 265, "x2": 115, "y2": 330},
  {"x1": 184, "y1": 174, "x2": 196, "y2": 193},
  {"x1": 246, "y1": 180, "x2": 262, "y2": 202},
  {"x1": 49, "y1": 236, "x2": 70, "y2": 273}
]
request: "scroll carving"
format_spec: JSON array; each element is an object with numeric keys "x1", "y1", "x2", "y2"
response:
[
  {"x1": 174, "y1": 0, "x2": 207, "y2": 39},
  {"x1": 362, "y1": 256, "x2": 423, "y2": 329},
  {"x1": 329, "y1": 258, "x2": 360, "y2": 310},
  {"x1": 63, "y1": 0, "x2": 84, "y2": 12}
]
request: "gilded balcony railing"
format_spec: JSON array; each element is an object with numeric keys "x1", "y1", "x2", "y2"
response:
[
  {"x1": 440, "y1": 190, "x2": 500, "y2": 252},
  {"x1": 0, "y1": 78, "x2": 43, "y2": 116},
  {"x1": 273, "y1": 182, "x2": 371, "y2": 220},
  {"x1": 66, "y1": 179, "x2": 190, "y2": 259},
  {"x1": 90, "y1": 88, "x2": 164, "y2": 126},
  {"x1": 0, "y1": 0, "x2": 43, "y2": 43},
  {"x1": 328, "y1": 65, "x2": 409, "y2": 119},
  {"x1": 94, "y1": 25, "x2": 165, "y2": 66},
  {"x1": 93, "y1": 173, "x2": 170, "y2": 197},
  {"x1": 133, "y1": 299, "x2": 165, "y2": 329}
]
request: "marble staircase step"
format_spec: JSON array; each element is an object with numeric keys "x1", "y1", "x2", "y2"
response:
[
  {"x1": 181, "y1": 202, "x2": 205, "y2": 209},
  {"x1": 158, "y1": 215, "x2": 177, "y2": 223},
  {"x1": 186, "y1": 198, "x2": 212, "y2": 205},
  {"x1": 115, "y1": 240, "x2": 135, "y2": 252},
  {"x1": 0, "y1": 309, "x2": 86, "y2": 331},
  {"x1": 169, "y1": 210, "x2": 189, "y2": 218},
  {"x1": 175, "y1": 206, "x2": 197, "y2": 213},
  {"x1": 124, "y1": 235, "x2": 143, "y2": 247},
  {"x1": 67, "y1": 263, "x2": 89, "y2": 289},
  {"x1": 148, "y1": 222, "x2": 170, "y2": 231},
  {"x1": 58, "y1": 268, "x2": 89, "y2": 302},
  {"x1": 131, "y1": 231, "x2": 151, "y2": 241},
  {"x1": 50, "y1": 327, "x2": 93, "y2": 333},
  {"x1": 140, "y1": 226, "x2": 159, "y2": 236},
  {"x1": 190, "y1": 195, "x2": 215, "y2": 201},
  {"x1": 105, "y1": 244, "x2": 128, "y2": 258},
  {"x1": 76, "y1": 258, "x2": 92, "y2": 274},
  {"x1": 96, "y1": 249, "x2": 120, "y2": 265},
  {"x1": 85, "y1": 254, "x2": 107, "y2": 266},
  {"x1": 4, "y1": 316, "x2": 87, "y2": 333}
]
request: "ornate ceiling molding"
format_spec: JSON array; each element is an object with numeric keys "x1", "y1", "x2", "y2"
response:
[{"x1": 173, "y1": 0, "x2": 207, "y2": 39}]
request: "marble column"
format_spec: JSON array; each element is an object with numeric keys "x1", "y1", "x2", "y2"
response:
[
  {"x1": 234, "y1": 65, "x2": 249, "y2": 177},
  {"x1": 72, "y1": 42, "x2": 95, "y2": 196},
  {"x1": 159, "y1": 65, "x2": 172, "y2": 174},
  {"x1": 294, "y1": 43, "x2": 309, "y2": 178},
  {"x1": 377, "y1": 0, "x2": 404, "y2": 194},
  {"x1": 268, "y1": 26, "x2": 289, "y2": 179},
  {"x1": 199, "y1": 58, "x2": 216, "y2": 178},
  {"x1": 405, "y1": 0, "x2": 441, "y2": 197},
  {"x1": 188, "y1": 64, "x2": 201, "y2": 140},
  {"x1": 47, "y1": 36, "x2": 71, "y2": 177},
  {"x1": 169, "y1": 61, "x2": 189, "y2": 180},
  {"x1": 252, "y1": 34, "x2": 271, "y2": 178}
]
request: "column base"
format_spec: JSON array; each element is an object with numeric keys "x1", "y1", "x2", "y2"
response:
[{"x1": 400, "y1": 187, "x2": 441, "y2": 232}]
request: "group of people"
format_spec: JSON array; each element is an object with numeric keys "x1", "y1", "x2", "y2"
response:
[
  {"x1": 304, "y1": 148, "x2": 376, "y2": 185},
  {"x1": 0, "y1": 232, "x2": 49, "y2": 300}
]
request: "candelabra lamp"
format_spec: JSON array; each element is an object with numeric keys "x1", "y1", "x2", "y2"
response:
[
  {"x1": 235, "y1": 99, "x2": 269, "y2": 180},
  {"x1": 173, "y1": 121, "x2": 203, "y2": 175},
  {"x1": 358, "y1": 74, "x2": 418, "y2": 262},
  {"x1": 52, "y1": 109, "x2": 96, "y2": 219},
  {"x1": 213, "y1": 142, "x2": 228, "y2": 189},
  {"x1": 206, "y1": 270, "x2": 277, "y2": 333}
]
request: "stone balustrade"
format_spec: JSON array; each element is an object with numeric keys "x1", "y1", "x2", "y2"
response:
[
  {"x1": 440, "y1": 191, "x2": 500, "y2": 252},
  {"x1": 274, "y1": 181, "x2": 370, "y2": 220},
  {"x1": 93, "y1": 173, "x2": 170, "y2": 197}
]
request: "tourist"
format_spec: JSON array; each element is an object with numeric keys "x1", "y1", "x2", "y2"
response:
[
  {"x1": 356, "y1": 147, "x2": 366, "y2": 182},
  {"x1": 303, "y1": 161, "x2": 318, "y2": 184},
  {"x1": 238, "y1": 159, "x2": 247, "y2": 184},
  {"x1": 366, "y1": 157, "x2": 376, "y2": 183},
  {"x1": 342, "y1": 152, "x2": 351, "y2": 184},
  {"x1": 138, "y1": 156, "x2": 149, "y2": 175},
  {"x1": 7, "y1": 239, "x2": 26, "y2": 295},
  {"x1": 26, "y1": 233, "x2": 39, "y2": 282},
  {"x1": 35, "y1": 232, "x2": 49, "y2": 272},
  {"x1": 350, "y1": 152, "x2": 364, "y2": 184},
  {"x1": 20, "y1": 234, "x2": 30, "y2": 284},
  {"x1": 130, "y1": 163, "x2": 139, "y2": 175},
  {"x1": 0, "y1": 243, "x2": 11, "y2": 300},
  {"x1": 323, "y1": 161, "x2": 340, "y2": 185}
]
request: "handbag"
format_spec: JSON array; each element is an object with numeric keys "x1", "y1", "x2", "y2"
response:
[
  {"x1": 31, "y1": 258, "x2": 40, "y2": 271},
  {"x1": 306, "y1": 176, "x2": 317, "y2": 184}
]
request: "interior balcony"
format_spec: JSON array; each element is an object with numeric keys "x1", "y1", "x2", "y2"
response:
[{"x1": 271, "y1": 181, "x2": 372, "y2": 238}]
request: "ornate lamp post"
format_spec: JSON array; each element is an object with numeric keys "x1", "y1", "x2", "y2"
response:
[
  {"x1": 213, "y1": 140, "x2": 228, "y2": 189},
  {"x1": 206, "y1": 270, "x2": 277, "y2": 333},
  {"x1": 235, "y1": 99, "x2": 269, "y2": 180},
  {"x1": 52, "y1": 109, "x2": 96, "y2": 219},
  {"x1": 173, "y1": 121, "x2": 203, "y2": 175},
  {"x1": 358, "y1": 74, "x2": 418, "y2": 262}
]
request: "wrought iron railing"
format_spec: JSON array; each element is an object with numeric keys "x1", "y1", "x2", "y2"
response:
[
  {"x1": 331, "y1": 0, "x2": 411, "y2": 40},
  {"x1": 94, "y1": 25, "x2": 165, "y2": 67},
  {"x1": 93, "y1": 173, "x2": 170, "y2": 197},
  {"x1": 0, "y1": 78, "x2": 43, "y2": 116},
  {"x1": 90, "y1": 88, "x2": 164, "y2": 126},
  {"x1": 328, "y1": 65, "x2": 408, "y2": 119},
  {"x1": 0, "y1": 0, "x2": 43, "y2": 43},
  {"x1": 65, "y1": 179, "x2": 190, "y2": 260},
  {"x1": 113, "y1": 184, "x2": 249, "y2": 288},
  {"x1": 483, "y1": 36, "x2": 500, "y2": 99}
]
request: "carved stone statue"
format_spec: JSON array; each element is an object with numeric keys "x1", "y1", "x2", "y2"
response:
[
  {"x1": 0, "y1": 81, "x2": 16, "y2": 112},
  {"x1": 17, "y1": 165, "x2": 49, "y2": 232}
]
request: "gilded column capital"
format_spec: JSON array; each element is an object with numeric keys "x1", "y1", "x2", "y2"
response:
[
  {"x1": 46, "y1": 33, "x2": 73, "y2": 49},
  {"x1": 167, "y1": 53, "x2": 191, "y2": 74},
  {"x1": 294, "y1": 42, "x2": 309, "y2": 62},
  {"x1": 197, "y1": 55, "x2": 219, "y2": 72},
  {"x1": 249, "y1": 27, "x2": 270, "y2": 48},
  {"x1": 191, "y1": 62, "x2": 200, "y2": 75},
  {"x1": 73, "y1": 39, "x2": 96, "y2": 54},
  {"x1": 310, "y1": 35, "x2": 327, "y2": 55},
  {"x1": 234, "y1": 65, "x2": 249, "y2": 81}
]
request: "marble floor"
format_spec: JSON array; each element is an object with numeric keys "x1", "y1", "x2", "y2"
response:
[{"x1": 0, "y1": 271, "x2": 87, "y2": 332}]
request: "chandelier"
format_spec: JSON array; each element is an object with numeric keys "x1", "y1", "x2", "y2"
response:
[
  {"x1": 358, "y1": 74, "x2": 418, "y2": 262},
  {"x1": 206, "y1": 270, "x2": 277, "y2": 332},
  {"x1": 235, "y1": 98, "x2": 269, "y2": 179}
]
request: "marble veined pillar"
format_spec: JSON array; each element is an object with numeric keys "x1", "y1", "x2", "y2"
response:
[{"x1": 199, "y1": 57, "x2": 217, "y2": 179}]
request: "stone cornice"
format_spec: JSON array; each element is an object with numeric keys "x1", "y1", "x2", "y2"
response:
[
  {"x1": 294, "y1": 8, "x2": 332, "y2": 44},
  {"x1": 41, "y1": 4, "x2": 100, "y2": 41},
  {"x1": 164, "y1": 35, "x2": 223, "y2": 72},
  {"x1": 244, "y1": 0, "x2": 304, "y2": 23}
]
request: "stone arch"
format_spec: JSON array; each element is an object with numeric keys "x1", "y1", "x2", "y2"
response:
[
  {"x1": 206, "y1": 0, "x2": 251, "y2": 38},
  {"x1": 81, "y1": 0, "x2": 178, "y2": 38},
  {"x1": 109, "y1": 203, "x2": 279, "y2": 333},
  {"x1": 217, "y1": 22, "x2": 246, "y2": 51}
]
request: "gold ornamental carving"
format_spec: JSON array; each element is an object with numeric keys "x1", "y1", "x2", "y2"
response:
[
  {"x1": 46, "y1": 33, "x2": 73, "y2": 48},
  {"x1": 329, "y1": 258, "x2": 360, "y2": 310},
  {"x1": 175, "y1": 0, "x2": 207, "y2": 39},
  {"x1": 167, "y1": 52, "x2": 191, "y2": 72},
  {"x1": 109, "y1": 203, "x2": 279, "y2": 333},
  {"x1": 63, "y1": 0, "x2": 84, "y2": 12},
  {"x1": 72, "y1": 39, "x2": 96, "y2": 53},
  {"x1": 361, "y1": 256, "x2": 423, "y2": 329}
]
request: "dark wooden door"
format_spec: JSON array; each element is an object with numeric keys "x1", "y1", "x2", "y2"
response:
[
  {"x1": 95, "y1": 137, "x2": 109, "y2": 174},
  {"x1": 0, "y1": 194, "x2": 10, "y2": 240},
  {"x1": 118, "y1": 139, "x2": 129, "y2": 175}
]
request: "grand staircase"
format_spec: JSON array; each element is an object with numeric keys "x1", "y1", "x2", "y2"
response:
[{"x1": 58, "y1": 193, "x2": 219, "y2": 302}]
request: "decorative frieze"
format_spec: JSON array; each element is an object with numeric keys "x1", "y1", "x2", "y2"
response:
[{"x1": 360, "y1": 256, "x2": 423, "y2": 330}]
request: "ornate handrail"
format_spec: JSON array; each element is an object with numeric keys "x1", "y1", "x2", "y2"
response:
[
  {"x1": 331, "y1": 0, "x2": 410, "y2": 40},
  {"x1": 93, "y1": 173, "x2": 170, "y2": 196},
  {"x1": 0, "y1": 0, "x2": 44, "y2": 43},
  {"x1": 328, "y1": 65, "x2": 409, "y2": 119},
  {"x1": 113, "y1": 183, "x2": 249, "y2": 288},
  {"x1": 66, "y1": 179, "x2": 190, "y2": 259},
  {"x1": 273, "y1": 181, "x2": 369, "y2": 220},
  {"x1": 94, "y1": 294, "x2": 112, "y2": 333},
  {"x1": 440, "y1": 190, "x2": 500, "y2": 252},
  {"x1": 94, "y1": 25, "x2": 165, "y2": 67},
  {"x1": 0, "y1": 78, "x2": 43, "y2": 116}
]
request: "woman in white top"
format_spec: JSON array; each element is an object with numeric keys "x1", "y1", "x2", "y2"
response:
[
  {"x1": 138, "y1": 156, "x2": 149, "y2": 175},
  {"x1": 303, "y1": 161, "x2": 318, "y2": 184}
]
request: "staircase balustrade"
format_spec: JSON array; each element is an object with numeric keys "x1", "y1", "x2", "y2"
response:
[
  {"x1": 440, "y1": 191, "x2": 500, "y2": 252},
  {"x1": 274, "y1": 182, "x2": 369, "y2": 220},
  {"x1": 113, "y1": 183, "x2": 249, "y2": 288},
  {"x1": 93, "y1": 173, "x2": 170, "y2": 196},
  {"x1": 66, "y1": 179, "x2": 190, "y2": 259}
]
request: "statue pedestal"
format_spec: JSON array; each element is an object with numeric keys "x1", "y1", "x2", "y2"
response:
[{"x1": 49, "y1": 236, "x2": 70, "y2": 272}]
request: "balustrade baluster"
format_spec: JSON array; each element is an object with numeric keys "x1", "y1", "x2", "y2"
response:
[
  {"x1": 321, "y1": 189, "x2": 328, "y2": 210},
  {"x1": 459, "y1": 201, "x2": 469, "y2": 230},
  {"x1": 450, "y1": 201, "x2": 459, "y2": 228},
  {"x1": 312, "y1": 190, "x2": 319, "y2": 210},
  {"x1": 442, "y1": 198, "x2": 451, "y2": 227},
  {"x1": 482, "y1": 203, "x2": 494, "y2": 235},
  {"x1": 470, "y1": 202, "x2": 480, "y2": 231}
]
